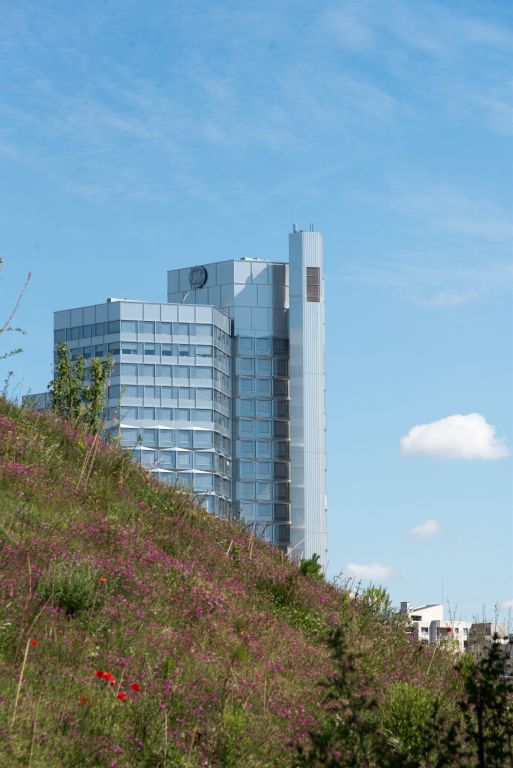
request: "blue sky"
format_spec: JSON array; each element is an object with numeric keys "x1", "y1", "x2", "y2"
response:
[{"x1": 1, "y1": 0, "x2": 512, "y2": 620}]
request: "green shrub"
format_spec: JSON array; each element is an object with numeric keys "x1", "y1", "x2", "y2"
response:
[
  {"x1": 38, "y1": 558, "x2": 101, "y2": 615},
  {"x1": 381, "y1": 682, "x2": 438, "y2": 759}
]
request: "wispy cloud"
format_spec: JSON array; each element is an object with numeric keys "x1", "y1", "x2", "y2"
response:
[
  {"x1": 502, "y1": 599, "x2": 513, "y2": 610},
  {"x1": 409, "y1": 519, "x2": 442, "y2": 539},
  {"x1": 345, "y1": 562, "x2": 395, "y2": 581},
  {"x1": 401, "y1": 413, "x2": 510, "y2": 460}
]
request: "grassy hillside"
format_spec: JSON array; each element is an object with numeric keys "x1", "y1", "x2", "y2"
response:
[{"x1": 0, "y1": 399, "x2": 473, "y2": 767}]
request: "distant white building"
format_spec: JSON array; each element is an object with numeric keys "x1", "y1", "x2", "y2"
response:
[{"x1": 400, "y1": 601, "x2": 473, "y2": 653}]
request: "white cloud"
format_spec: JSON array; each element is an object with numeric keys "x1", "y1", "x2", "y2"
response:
[
  {"x1": 345, "y1": 563, "x2": 395, "y2": 581},
  {"x1": 400, "y1": 413, "x2": 510, "y2": 460},
  {"x1": 409, "y1": 519, "x2": 442, "y2": 539},
  {"x1": 501, "y1": 599, "x2": 513, "y2": 610}
]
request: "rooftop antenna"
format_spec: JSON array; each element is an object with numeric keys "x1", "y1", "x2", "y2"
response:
[
  {"x1": 309, "y1": 222, "x2": 315, "y2": 231},
  {"x1": 293, "y1": 223, "x2": 297, "y2": 233}
]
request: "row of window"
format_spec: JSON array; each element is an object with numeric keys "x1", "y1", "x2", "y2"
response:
[
  {"x1": 237, "y1": 337, "x2": 288, "y2": 356},
  {"x1": 118, "y1": 363, "x2": 230, "y2": 391},
  {"x1": 154, "y1": 471, "x2": 231, "y2": 496},
  {"x1": 133, "y1": 449, "x2": 229, "y2": 473},
  {"x1": 238, "y1": 419, "x2": 289, "y2": 438},
  {"x1": 114, "y1": 406, "x2": 230, "y2": 432},
  {"x1": 236, "y1": 399, "x2": 288, "y2": 418},
  {"x1": 108, "y1": 385, "x2": 231, "y2": 414},
  {"x1": 68, "y1": 342, "x2": 229, "y2": 367},
  {"x1": 239, "y1": 377, "x2": 288, "y2": 397},
  {"x1": 55, "y1": 320, "x2": 230, "y2": 348},
  {"x1": 119, "y1": 427, "x2": 231, "y2": 454},
  {"x1": 236, "y1": 358, "x2": 288, "y2": 377},
  {"x1": 236, "y1": 440, "x2": 289, "y2": 460},
  {"x1": 238, "y1": 460, "x2": 289, "y2": 480},
  {"x1": 236, "y1": 481, "x2": 290, "y2": 502},
  {"x1": 238, "y1": 501, "x2": 289, "y2": 522}
]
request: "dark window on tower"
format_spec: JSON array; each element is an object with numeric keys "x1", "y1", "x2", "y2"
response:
[{"x1": 306, "y1": 267, "x2": 320, "y2": 302}]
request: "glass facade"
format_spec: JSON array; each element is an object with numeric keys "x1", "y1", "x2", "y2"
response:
[{"x1": 53, "y1": 301, "x2": 233, "y2": 518}]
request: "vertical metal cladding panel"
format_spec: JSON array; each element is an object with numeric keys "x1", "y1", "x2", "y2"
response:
[{"x1": 288, "y1": 230, "x2": 327, "y2": 569}]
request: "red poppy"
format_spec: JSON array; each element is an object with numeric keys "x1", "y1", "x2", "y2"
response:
[
  {"x1": 103, "y1": 672, "x2": 116, "y2": 684},
  {"x1": 446, "y1": 627, "x2": 453, "y2": 633},
  {"x1": 117, "y1": 692, "x2": 127, "y2": 701},
  {"x1": 80, "y1": 695, "x2": 88, "y2": 705},
  {"x1": 30, "y1": 639, "x2": 39, "y2": 647},
  {"x1": 130, "y1": 682, "x2": 141, "y2": 692},
  {"x1": 99, "y1": 576, "x2": 107, "y2": 583},
  {"x1": 95, "y1": 670, "x2": 104, "y2": 678}
]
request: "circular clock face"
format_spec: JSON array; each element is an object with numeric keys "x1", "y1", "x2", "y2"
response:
[{"x1": 189, "y1": 266, "x2": 208, "y2": 289}]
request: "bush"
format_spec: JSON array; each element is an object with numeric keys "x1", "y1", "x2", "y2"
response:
[
  {"x1": 38, "y1": 558, "x2": 102, "y2": 615},
  {"x1": 381, "y1": 682, "x2": 439, "y2": 760}
]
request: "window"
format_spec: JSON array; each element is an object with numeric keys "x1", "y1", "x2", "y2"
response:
[
  {"x1": 257, "y1": 503, "x2": 272, "y2": 520},
  {"x1": 159, "y1": 430, "x2": 175, "y2": 447},
  {"x1": 256, "y1": 400, "x2": 272, "y2": 418},
  {"x1": 196, "y1": 345, "x2": 212, "y2": 358},
  {"x1": 255, "y1": 337, "x2": 271, "y2": 355},
  {"x1": 238, "y1": 337, "x2": 254, "y2": 354},
  {"x1": 83, "y1": 346, "x2": 95, "y2": 359},
  {"x1": 239, "y1": 502, "x2": 255, "y2": 521},
  {"x1": 107, "y1": 321, "x2": 120, "y2": 335},
  {"x1": 93, "y1": 323, "x2": 104, "y2": 337},
  {"x1": 274, "y1": 504, "x2": 289, "y2": 521},
  {"x1": 239, "y1": 358, "x2": 254, "y2": 375},
  {"x1": 80, "y1": 325, "x2": 92, "y2": 339},
  {"x1": 237, "y1": 482, "x2": 256, "y2": 500},
  {"x1": 121, "y1": 320, "x2": 137, "y2": 334},
  {"x1": 138, "y1": 321, "x2": 154, "y2": 335},
  {"x1": 239, "y1": 441, "x2": 256, "y2": 458},
  {"x1": 274, "y1": 420, "x2": 288, "y2": 437},
  {"x1": 157, "y1": 408, "x2": 173, "y2": 421},
  {"x1": 195, "y1": 323, "x2": 212, "y2": 337},
  {"x1": 196, "y1": 388, "x2": 213, "y2": 402},
  {"x1": 194, "y1": 452, "x2": 214, "y2": 469},
  {"x1": 142, "y1": 429, "x2": 157, "y2": 447},
  {"x1": 120, "y1": 363, "x2": 137, "y2": 377},
  {"x1": 256, "y1": 482, "x2": 272, "y2": 500},
  {"x1": 174, "y1": 408, "x2": 189, "y2": 421},
  {"x1": 191, "y1": 409, "x2": 212, "y2": 422},
  {"x1": 156, "y1": 322, "x2": 172, "y2": 335},
  {"x1": 274, "y1": 483, "x2": 289, "y2": 501},
  {"x1": 121, "y1": 406, "x2": 138, "y2": 420},
  {"x1": 240, "y1": 420, "x2": 255, "y2": 436},
  {"x1": 178, "y1": 344, "x2": 192, "y2": 358},
  {"x1": 173, "y1": 322, "x2": 189, "y2": 335},
  {"x1": 144, "y1": 343, "x2": 159, "y2": 356},
  {"x1": 138, "y1": 407, "x2": 155, "y2": 420},
  {"x1": 239, "y1": 378, "x2": 254, "y2": 395},
  {"x1": 255, "y1": 358, "x2": 271, "y2": 376},
  {"x1": 273, "y1": 338, "x2": 288, "y2": 355},
  {"x1": 95, "y1": 344, "x2": 108, "y2": 358},
  {"x1": 138, "y1": 364, "x2": 154, "y2": 378},
  {"x1": 274, "y1": 400, "x2": 289, "y2": 418},
  {"x1": 120, "y1": 428, "x2": 137, "y2": 446},
  {"x1": 274, "y1": 442, "x2": 289, "y2": 460},
  {"x1": 256, "y1": 379, "x2": 272, "y2": 395},
  {"x1": 179, "y1": 387, "x2": 194, "y2": 404},
  {"x1": 176, "y1": 430, "x2": 192, "y2": 448},
  {"x1": 108, "y1": 385, "x2": 121, "y2": 400},
  {"x1": 238, "y1": 400, "x2": 255, "y2": 417},
  {"x1": 240, "y1": 461, "x2": 255, "y2": 479},
  {"x1": 161, "y1": 386, "x2": 179, "y2": 402},
  {"x1": 121, "y1": 341, "x2": 141, "y2": 355},
  {"x1": 273, "y1": 379, "x2": 287, "y2": 397},
  {"x1": 158, "y1": 451, "x2": 175, "y2": 469},
  {"x1": 156, "y1": 365, "x2": 173, "y2": 379},
  {"x1": 256, "y1": 441, "x2": 272, "y2": 458},
  {"x1": 256, "y1": 420, "x2": 272, "y2": 437},
  {"x1": 194, "y1": 431, "x2": 213, "y2": 448},
  {"x1": 256, "y1": 462, "x2": 272, "y2": 479},
  {"x1": 144, "y1": 386, "x2": 160, "y2": 401},
  {"x1": 274, "y1": 359, "x2": 288, "y2": 376},
  {"x1": 108, "y1": 342, "x2": 120, "y2": 356},
  {"x1": 194, "y1": 474, "x2": 213, "y2": 491},
  {"x1": 176, "y1": 451, "x2": 192, "y2": 469},
  {"x1": 161, "y1": 343, "x2": 175, "y2": 357},
  {"x1": 191, "y1": 367, "x2": 212, "y2": 380},
  {"x1": 274, "y1": 462, "x2": 289, "y2": 480},
  {"x1": 54, "y1": 329, "x2": 66, "y2": 343},
  {"x1": 70, "y1": 326, "x2": 80, "y2": 340},
  {"x1": 140, "y1": 450, "x2": 156, "y2": 467}
]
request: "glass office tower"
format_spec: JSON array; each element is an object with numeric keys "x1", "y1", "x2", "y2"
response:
[{"x1": 42, "y1": 228, "x2": 327, "y2": 566}]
